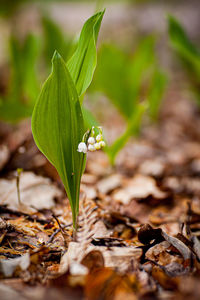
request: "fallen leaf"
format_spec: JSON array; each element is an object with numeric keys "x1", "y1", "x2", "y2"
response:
[
  {"x1": 138, "y1": 159, "x2": 165, "y2": 177},
  {"x1": 81, "y1": 250, "x2": 104, "y2": 272},
  {"x1": 0, "y1": 144, "x2": 9, "y2": 171},
  {"x1": 151, "y1": 266, "x2": 179, "y2": 290},
  {"x1": 85, "y1": 268, "x2": 138, "y2": 300},
  {"x1": 0, "y1": 172, "x2": 62, "y2": 212},
  {"x1": 97, "y1": 174, "x2": 122, "y2": 195},
  {"x1": 112, "y1": 175, "x2": 167, "y2": 205},
  {"x1": 0, "y1": 253, "x2": 30, "y2": 277},
  {"x1": 161, "y1": 231, "x2": 192, "y2": 260}
]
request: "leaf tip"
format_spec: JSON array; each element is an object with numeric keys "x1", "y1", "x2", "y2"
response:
[{"x1": 52, "y1": 50, "x2": 61, "y2": 62}]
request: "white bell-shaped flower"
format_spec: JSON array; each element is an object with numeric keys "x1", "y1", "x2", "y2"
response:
[
  {"x1": 94, "y1": 142, "x2": 101, "y2": 150},
  {"x1": 99, "y1": 141, "x2": 106, "y2": 148},
  {"x1": 88, "y1": 144, "x2": 96, "y2": 152},
  {"x1": 77, "y1": 142, "x2": 87, "y2": 153},
  {"x1": 96, "y1": 134, "x2": 102, "y2": 142},
  {"x1": 88, "y1": 137, "x2": 95, "y2": 145}
]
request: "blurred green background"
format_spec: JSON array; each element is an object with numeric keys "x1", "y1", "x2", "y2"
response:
[{"x1": 0, "y1": 0, "x2": 200, "y2": 163}]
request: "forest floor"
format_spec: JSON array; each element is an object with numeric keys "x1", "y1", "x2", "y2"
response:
[{"x1": 0, "y1": 84, "x2": 200, "y2": 300}]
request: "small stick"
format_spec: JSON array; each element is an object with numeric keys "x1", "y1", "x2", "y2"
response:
[
  {"x1": 46, "y1": 222, "x2": 72, "y2": 245},
  {"x1": 46, "y1": 228, "x2": 61, "y2": 245},
  {"x1": 52, "y1": 214, "x2": 69, "y2": 247}
]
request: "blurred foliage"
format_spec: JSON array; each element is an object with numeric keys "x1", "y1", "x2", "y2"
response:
[
  {"x1": 168, "y1": 15, "x2": 200, "y2": 103},
  {"x1": 106, "y1": 103, "x2": 146, "y2": 165},
  {"x1": 0, "y1": 14, "x2": 75, "y2": 123},
  {"x1": 0, "y1": 33, "x2": 40, "y2": 122},
  {"x1": 89, "y1": 38, "x2": 167, "y2": 163},
  {"x1": 148, "y1": 69, "x2": 168, "y2": 121},
  {"x1": 0, "y1": 11, "x2": 104, "y2": 125},
  {"x1": 0, "y1": 0, "x2": 26, "y2": 16},
  {"x1": 0, "y1": 2, "x2": 168, "y2": 165},
  {"x1": 42, "y1": 15, "x2": 73, "y2": 67},
  {"x1": 91, "y1": 37, "x2": 166, "y2": 121}
]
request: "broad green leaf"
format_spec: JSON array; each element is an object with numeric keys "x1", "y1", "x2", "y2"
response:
[
  {"x1": 67, "y1": 10, "x2": 105, "y2": 97},
  {"x1": 32, "y1": 51, "x2": 85, "y2": 227},
  {"x1": 106, "y1": 103, "x2": 146, "y2": 165},
  {"x1": 148, "y1": 69, "x2": 168, "y2": 121},
  {"x1": 168, "y1": 15, "x2": 200, "y2": 79}
]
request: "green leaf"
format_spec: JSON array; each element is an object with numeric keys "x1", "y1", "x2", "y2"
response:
[
  {"x1": 106, "y1": 103, "x2": 146, "y2": 165},
  {"x1": 148, "y1": 69, "x2": 168, "y2": 121},
  {"x1": 168, "y1": 15, "x2": 200, "y2": 79},
  {"x1": 32, "y1": 51, "x2": 85, "y2": 228},
  {"x1": 67, "y1": 10, "x2": 105, "y2": 97}
]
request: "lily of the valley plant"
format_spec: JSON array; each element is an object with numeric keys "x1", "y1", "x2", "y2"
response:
[{"x1": 31, "y1": 11, "x2": 105, "y2": 230}]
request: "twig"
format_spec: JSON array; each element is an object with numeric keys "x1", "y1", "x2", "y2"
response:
[
  {"x1": 52, "y1": 214, "x2": 70, "y2": 247},
  {"x1": 46, "y1": 222, "x2": 72, "y2": 245}
]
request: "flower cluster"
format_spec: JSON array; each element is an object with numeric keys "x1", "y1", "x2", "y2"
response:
[{"x1": 77, "y1": 126, "x2": 106, "y2": 153}]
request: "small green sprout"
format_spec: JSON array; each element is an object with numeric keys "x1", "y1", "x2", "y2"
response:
[{"x1": 16, "y1": 168, "x2": 23, "y2": 205}]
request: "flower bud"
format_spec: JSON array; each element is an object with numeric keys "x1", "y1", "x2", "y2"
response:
[
  {"x1": 88, "y1": 137, "x2": 95, "y2": 145},
  {"x1": 88, "y1": 144, "x2": 96, "y2": 152},
  {"x1": 94, "y1": 142, "x2": 101, "y2": 150},
  {"x1": 77, "y1": 142, "x2": 87, "y2": 153},
  {"x1": 99, "y1": 141, "x2": 106, "y2": 148},
  {"x1": 96, "y1": 134, "x2": 102, "y2": 142}
]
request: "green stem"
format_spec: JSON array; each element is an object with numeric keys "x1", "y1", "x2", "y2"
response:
[{"x1": 16, "y1": 168, "x2": 23, "y2": 205}]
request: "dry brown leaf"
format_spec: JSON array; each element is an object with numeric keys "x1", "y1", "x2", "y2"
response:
[
  {"x1": 0, "y1": 144, "x2": 9, "y2": 171},
  {"x1": 191, "y1": 236, "x2": 200, "y2": 261},
  {"x1": 161, "y1": 231, "x2": 192, "y2": 260},
  {"x1": 151, "y1": 266, "x2": 179, "y2": 290},
  {"x1": 81, "y1": 173, "x2": 97, "y2": 185},
  {"x1": 146, "y1": 241, "x2": 171, "y2": 262},
  {"x1": 97, "y1": 174, "x2": 122, "y2": 195},
  {"x1": 0, "y1": 283, "x2": 26, "y2": 300},
  {"x1": 85, "y1": 268, "x2": 138, "y2": 300},
  {"x1": 0, "y1": 172, "x2": 62, "y2": 212},
  {"x1": 99, "y1": 246, "x2": 142, "y2": 272},
  {"x1": 112, "y1": 175, "x2": 167, "y2": 205},
  {"x1": 80, "y1": 184, "x2": 97, "y2": 200},
  {"x1": 138, "y1": 159, "x2": 165, "y2": 177},
  {"x1": 0, "y1": 253, "x2": 30, "y2": 277},
  {"x1": 59, "y1": 241, "x2": 142, "y2": 275},
  {"x1": 81, "y1": 250, "x2": 104, "y2": 272},
  {"x1": 92, "y1": 220, "x2": 111, "y2": 238}
]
